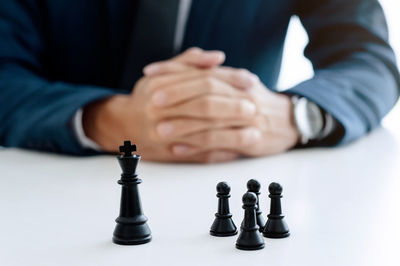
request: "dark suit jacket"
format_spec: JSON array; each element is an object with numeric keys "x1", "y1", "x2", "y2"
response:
[{"x1": 0, "y1": 0, "x2": 399, "y2": 154}]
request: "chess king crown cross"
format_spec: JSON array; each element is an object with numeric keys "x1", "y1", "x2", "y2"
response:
[
  {"x1": 118, "y1": 140, "x2": 140, "y2": 177},
  {"x1": 119, "y1": 140, "x2": 137, "y2": 157}
]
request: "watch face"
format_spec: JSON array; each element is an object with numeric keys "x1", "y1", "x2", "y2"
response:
[
  {"x1": 294, "y1": 97, "x2": 324, "y2": 141},
  {"x1": 306, "y1": 101, "x2": 324, "y2": 138}
]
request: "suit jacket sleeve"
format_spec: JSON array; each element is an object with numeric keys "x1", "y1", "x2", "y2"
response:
[
  {"x1": 287, "y1": 0, "x2": 400, "y2": 144},
  {"x1": 0, "y1": 1, "x2": 116, "y2": 154}
]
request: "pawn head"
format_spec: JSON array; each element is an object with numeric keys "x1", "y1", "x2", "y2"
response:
[
  {"x1": 247, "y1": 179, "x2": 261, "y2": 193},
  {"x1": 216, "y1": 182, "x2": 231, "y2": 194},
  {"x1": 269, "y1": 182, "x2": 283, "y2": 195},
  {"x1": 242, "y1": 192, "x2": 257, "y2": 206}
]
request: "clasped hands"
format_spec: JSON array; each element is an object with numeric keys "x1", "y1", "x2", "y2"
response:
[{"x1": 84, "y1": 48, "x2": 300, "y2": 163}]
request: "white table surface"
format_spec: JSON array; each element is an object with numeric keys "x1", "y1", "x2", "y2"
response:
[{"x1": 1, "y1": 126, "x2": 400, "y2": 266}]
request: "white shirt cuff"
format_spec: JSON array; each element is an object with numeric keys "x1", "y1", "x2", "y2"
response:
[{"x1": 72, "y1": 109, "x2": 103, "y2": 151}]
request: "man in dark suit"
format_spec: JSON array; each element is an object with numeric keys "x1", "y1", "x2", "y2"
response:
[{"x1": 0, "y1": 0, "x2": 399, "y2": 163}]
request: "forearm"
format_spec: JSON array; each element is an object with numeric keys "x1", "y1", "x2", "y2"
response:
[
  {"x1": 0, "y1": 65, "x2": 116, "y2": 154},
  {"x1": 286, "y1": 55, "x2": 399, "y2": 144},
  {"x1": 293, "y1": 0, "x2": 400, "y2": 144}
]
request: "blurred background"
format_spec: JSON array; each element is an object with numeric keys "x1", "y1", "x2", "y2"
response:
[{"x1": 278, "y1": 0, "x2": 399, "y2": 136}]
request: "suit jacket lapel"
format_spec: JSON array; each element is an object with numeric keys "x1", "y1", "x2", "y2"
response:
[
  {"x1": 119, "y1": 0, "x2": 181, "y2": 90},
  {"x1": 106, "y1": 0, "x2": 224, "y2": 89},
  {"x1": 182, "y1": 0, "x2": 224, "y2": 50},
  {"x1": 105, "y1": 0, "x2": 139, "y2": 88}
]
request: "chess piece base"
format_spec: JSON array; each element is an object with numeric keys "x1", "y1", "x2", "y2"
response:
[
  {"x1": 236, "y1": 242, "x2": 265, "y2": 250},
  {"x1": 113, "y1": 217, "x2": 152, "y2": 245},
  {"x1": 210, "y1": 230, "x2": 238, "y2": 237},
  {"x1": 210, "y1": 216, "x2": 238, "y2": 237},
  {"x1": 113, "y1": 235, "x2": 152, "y2": 245},
  {"x1": 262, "y1": 231, "x2": 290, "y2": 238},
  {"x1": 235, "y1": 230, "x2": 265, "y2": 250},
  {"x1": 262, "y1": 218, "x2": 290, "y2": 238}
]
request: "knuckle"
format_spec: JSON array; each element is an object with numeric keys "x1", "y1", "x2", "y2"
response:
[
  {"x1": 164, "y1": 61, "x2": 180, "y2": 70},
  {"x1": 236, "y1": 101, "x2": 247, "y2": 116},
  {"x1": 203, "y1": 152, "x2": 217, "y2": 163},
  {"x1": 146, "y1": 79, "x2": 160, "y2": 91},
  {"x1": 228, "y1": 68, "x2": 246, "y2": 84},
  {"x1": 155, "y1": 62, "x2": 168, "y2": 71},
  {"x1": 236, "y1": 99, "x2": 255, "y2": 117},
  {"x1": 201, "y1": 69, "x2": 212, "y2": 78},
  {"x1": 232, "y1": 69, "x2": 250, "y2": 82},
  {"x1": 199, "y1": 97, "x2": 213, "y2": 115},
  {"x1": 237, "y1": 68, "x2": 251, "y2": 76},
  {"x1": 203, "y1": 76, "x2": 218, "y2": 90},
  {"x1": 145, "y1": 105, "x2": 158, "y2": 120},
  {"x1": 201, "y1": 131, "x2": 215, "y2": 146},
  {"x1": 204, "y1": 68, "x2": 215, "y2": 75},
  {"x1": 236, "y1": 130, "x2": 249, "y2": 146}
]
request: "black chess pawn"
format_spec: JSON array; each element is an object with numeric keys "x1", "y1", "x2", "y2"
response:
[
  {"x1": 113, "y1": 141, "x2": 152, "y2": 245},
  {"x1": 247, "y1": 179, "x2": 266, "y2": 232},
  {"x1": 262, "y1": 182, "x2": 290, "y2": 238},
  {"x1": 236, "y1": 192, "x2": 265, "y2": 250},
  {"x1": 210, "y1": 182, "x2": 238, "y2": 237}
]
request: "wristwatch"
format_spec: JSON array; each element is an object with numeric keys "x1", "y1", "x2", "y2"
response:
[{"x1": 291, "y1": 96, "x2": 325, "y2": 145}]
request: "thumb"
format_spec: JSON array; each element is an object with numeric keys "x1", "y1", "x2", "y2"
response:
[
  {"x1": 173, "y1": 47, "x2": 225, "y2": 68},
  {"x1": 143, "y1": 47, "x2": 226, "y2": 76}
]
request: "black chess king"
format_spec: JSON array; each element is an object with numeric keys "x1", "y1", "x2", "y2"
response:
[{"x1": 113, "y1": 141, "x2": 152, "y2": 245}]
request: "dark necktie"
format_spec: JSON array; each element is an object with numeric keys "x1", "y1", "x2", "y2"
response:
[{"x1": 121, "y1": 0, "x2": 180, "y2": 90}]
